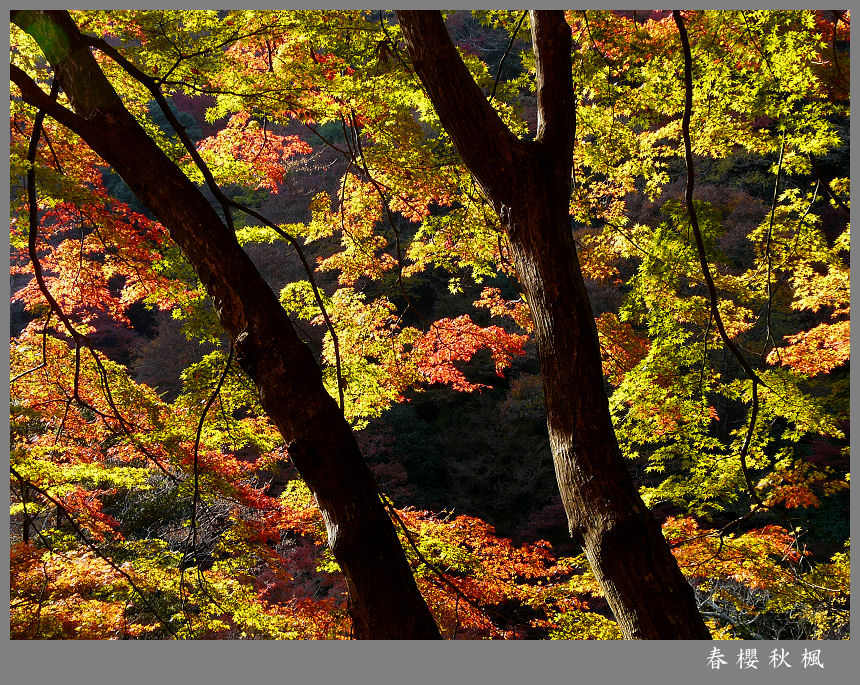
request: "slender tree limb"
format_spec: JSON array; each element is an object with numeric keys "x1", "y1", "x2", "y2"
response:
[
  {"x1": 489, "y1": 11, "x2": 527, "y2": 102},
  {"x1": 699, "y1": 309, "x2": 712, "y2": 404},
  {"x1": 25, "y1": 81, "x2": 84, "y2": 347},
  {"x1": 738, "y1": 378, "x2": 763, "y2": 506},
  {"x1": 763, "y1": 130, "x2": 787, "y2": 359},
  {"x1": 674, "y1": 11, "x2": 763, "y2": 386},
  {"x1": 186, "y1": 342, "x2": 235, "y2": 564},
  {"x1": 674, "y1": 9, "x2": 763, "y2": 507},
  {"x1": 227, "y1": 202, "x2": 346, "y2": 413}
]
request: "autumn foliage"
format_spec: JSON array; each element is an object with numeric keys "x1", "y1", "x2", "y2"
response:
[{"x1": 10, "y1": 9, "x2": 849, "y2": 639}]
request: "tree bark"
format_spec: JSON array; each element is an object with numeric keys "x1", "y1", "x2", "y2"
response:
[
  {"x1": 397, "y1": 9, "x2": 709, "y2": 639},
  {"x1": 12, "y1": 9, "x2": 440, "y2": 640}
]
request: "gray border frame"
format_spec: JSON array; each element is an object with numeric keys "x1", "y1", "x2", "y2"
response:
[{"x1": 2, "y1": 2, "x2": 855, "y2": 684}]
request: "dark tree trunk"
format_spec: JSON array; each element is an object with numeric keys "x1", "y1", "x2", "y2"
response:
[
  {"x1": 12, "y1": 10, "x2": 440, "y2": 640},
  {"x1": 397, "y1": 10, "x2": 709, "y2": 639}
]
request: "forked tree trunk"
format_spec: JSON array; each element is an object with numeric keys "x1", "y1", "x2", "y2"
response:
[
  {"x1": 12, "y1": 9, "x2": 440, "y2": 640},
  {"x1": 397, "y1": 9, "x2": 709, "y2": 639}
]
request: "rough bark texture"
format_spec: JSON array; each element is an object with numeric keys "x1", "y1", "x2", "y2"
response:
[
  {"x1": 12, "y1": 9, "x2": 440, "y2": 640},
  {"x1": 397, "y1": 9, "x2": 710, "y2": 639}
]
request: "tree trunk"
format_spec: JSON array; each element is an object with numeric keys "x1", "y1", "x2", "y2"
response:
[
  {"x1": 397, "y1": 9, "x2": 709, "y2": 639},
  {"x1": 12, "y1": 9, "x2": 440, "y2": 640}
]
